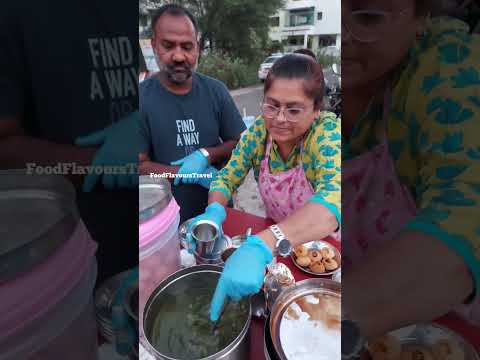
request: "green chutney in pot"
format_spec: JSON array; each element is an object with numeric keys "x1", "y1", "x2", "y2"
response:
[{"x1": 148, "y1": 272, "x2": 250, "y2": 360}]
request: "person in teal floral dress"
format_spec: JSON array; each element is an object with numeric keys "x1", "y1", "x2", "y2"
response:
[{"x1": 341, "y1": 0, "x2": 480, "y2": 349}]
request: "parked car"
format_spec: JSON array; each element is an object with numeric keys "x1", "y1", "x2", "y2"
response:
[{"x1": 257, "y1": 53, "x2": 284, "y2": 82}]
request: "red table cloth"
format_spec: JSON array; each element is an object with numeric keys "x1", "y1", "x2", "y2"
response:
[{"x1": 222, "y1": 207, "x2": 479, "y2": 359}]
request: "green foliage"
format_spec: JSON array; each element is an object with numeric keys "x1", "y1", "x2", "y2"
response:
[
  {"x1": 198, "y1": 52, "x2": 259, "y2": 90},
  {"x1": 264, "y1": 39, "x2": 284, "y2": 55},
  {"x1": 141, "y1": 0, "x2": 284, "y2": 88},
  {"x1": 316, "y1": 51, "x2": 340, "y2": 68},
  {"x1": 171, "y1": 0, "x2": 285, "y2": 62}
]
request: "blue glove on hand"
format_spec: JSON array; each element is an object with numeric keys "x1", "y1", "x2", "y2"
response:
[
  {"x1": 209, "y1": 235, "x2": 273, "y2": 321},
  {"x1": 170, "y1": 150, "x2": 209, "y2": 186},
  {"x1": 111, "y1": 267, "x2": 138, "y2": 356},
  {"x1": 75, "y1": 111, "x2": 139, "y2": 192},
  {"x1": 197, "y1": 166, "x2": 218, "y2": 189},
  {"x1": 187, "y1": 202, "x2": 226, "y2": 253}
]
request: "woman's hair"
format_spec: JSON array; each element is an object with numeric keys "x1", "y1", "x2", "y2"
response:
[
  {"x1": 293, "y1": 48, "x2": 317, "y2": 62},
  {"x1": 264, "y1": 54, "x2": 324, "y2": 110}
]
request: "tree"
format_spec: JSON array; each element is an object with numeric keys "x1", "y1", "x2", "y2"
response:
[
  {"x1": 168, "y1": 0, "x2": 285, "y2": 62},
  {"x1": 139, "y1": 0, "x2": 164, "y2": 38}
]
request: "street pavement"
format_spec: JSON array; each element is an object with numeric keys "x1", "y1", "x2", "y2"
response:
[
  {"x1": 230, "y1": 85, "x2": 266, "y2": 217},
  {"x1": 231, "y1": 85, "x2": 263, "y2": 119}
]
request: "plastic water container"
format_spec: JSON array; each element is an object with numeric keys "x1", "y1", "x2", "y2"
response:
[
  {"x1": 139, "y1": 189, "x2": 181, "y2": 332},
  {"x1": 0, "y1": 171, "x2": 98, "y2": 360}
]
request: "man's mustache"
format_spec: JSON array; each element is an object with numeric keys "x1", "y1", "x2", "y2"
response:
[{"x1": 166, "y1": 63, "x2": 191, "y2": 72}]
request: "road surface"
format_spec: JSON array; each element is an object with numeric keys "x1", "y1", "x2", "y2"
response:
[
  {"x1": 231, "y1": 85, "x2": 263, "y2": 119},
  {"x1": 229, "y1": 85, "x2": 266, "y2": 217}
]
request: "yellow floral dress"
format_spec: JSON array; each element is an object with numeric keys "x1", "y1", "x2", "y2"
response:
[
  {"x1": 344, "y1": 17, "x2": 480, "y2": 290},
  {"x1": 210, "y1": 112, "x2": 341, "y2": 223}
]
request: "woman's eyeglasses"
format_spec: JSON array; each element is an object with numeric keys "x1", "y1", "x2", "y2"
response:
[
  {"x1": 342, "y1": 8, "x2": 409, "y2": 43},
  {"x1": 261, "y1": 103, "x2": 309, "y2": 123}
]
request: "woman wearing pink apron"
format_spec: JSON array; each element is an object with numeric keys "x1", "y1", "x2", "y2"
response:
[
  {"x1": 187, "y1": 54, "x2": 341, "y2": 320},
  {"x1": 257, "y1": 136, "x2": 315, "y2": 222},
  {"x1": 341, "y1": 2, "x2": 480, "y2": 354}
]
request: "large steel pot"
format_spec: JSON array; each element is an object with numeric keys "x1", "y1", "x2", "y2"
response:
[
  {"x1": 264, "y1": 315, "x2": 280, "y2": 360},
  {"x1": 269, "y1": 278, "x2": 341, "y2": 360},
  {"x1": 143, "y1": 265, "x2": 251, "y2": 360}
]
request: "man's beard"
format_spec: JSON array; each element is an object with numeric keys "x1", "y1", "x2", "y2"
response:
[
  {"x1": 165, "y1": 64, "x2": 193, "y2": 84},
  {"x1": 155, "y1": 53, "x2": 197, "y2": 85}
]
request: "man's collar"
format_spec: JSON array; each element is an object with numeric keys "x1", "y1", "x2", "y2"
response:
[{"x1": 156, "y1": 72, "x2": 194, "y2": 96}]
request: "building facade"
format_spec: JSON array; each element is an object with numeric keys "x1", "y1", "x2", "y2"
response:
[{"x1": 269, "y1": 0, "x2": 341, "y2": 54}]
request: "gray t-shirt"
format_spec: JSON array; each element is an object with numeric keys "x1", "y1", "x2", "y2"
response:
[{"x1": 140, "y1": 73, "x2": 245, "y2": 221}]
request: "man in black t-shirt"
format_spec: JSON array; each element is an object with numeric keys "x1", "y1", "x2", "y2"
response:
[
  {"x1": 139, "y1": 4, "x2": 245, "y2": 222},
  {"x1": 0, "y1": 1, "x2": 138, "y2": 283}
]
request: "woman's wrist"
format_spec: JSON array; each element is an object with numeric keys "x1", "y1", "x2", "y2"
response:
[
  {"x1": 256, "y1": 229, "x2": 277, "y2": 252},
  {"x1": 207, "y1": 191, "x2": 229, "y2": 207}
]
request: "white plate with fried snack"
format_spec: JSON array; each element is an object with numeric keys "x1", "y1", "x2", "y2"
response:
[
  {"x1": 291, "y1": 240, "x2": 341, "y2": 277},
  {"x1": 367, "y1": 324, "x2": 479, "y2": 360}
]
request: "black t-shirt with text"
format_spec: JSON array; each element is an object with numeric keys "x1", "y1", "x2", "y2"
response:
[
  {"x1": 0, "y1": 1, "x2": 138, "y2": 282},
  {"x1": 140, "y1": 73, "x2": 246, "y2": 222}
]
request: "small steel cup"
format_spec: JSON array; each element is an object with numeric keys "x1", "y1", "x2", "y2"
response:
[{"x1": 191, "y1": 220, "x2": 219, "y2": 257}]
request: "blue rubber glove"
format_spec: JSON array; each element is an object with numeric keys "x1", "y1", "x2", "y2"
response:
[
  {"x1": 209, "y1": 235, "x2": 273, "y2": 321},
  {"x1": 75, "y1": 111, "x2": 139, "y2": 192},
  {"x1": 111, "y1": 267, "x2": 138, "y2": 356},
  {"x1": 170, "y1": 150, "x2": 209, "y2": 186},
  {"x1": 197, "y1": 166, "x2": 219, "y2": 189},
  {"x1": 186, "y1": 202, "x2": 226, "y2": 253}
]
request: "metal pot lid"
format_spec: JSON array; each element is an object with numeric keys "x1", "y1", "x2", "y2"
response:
[
  {"x1": 0, "y1": 170, "x2": 77, "y2": 197},
  {"x1": 0, "y1": 193, "x2": 76, "y2": 255},
  {"x1": 139, "y1": 176, "x2": 172, "y2": 223},
  {"x1": 0, "y1": 171, "x2": 78, "y2": 258},
  {"x1": 0, "y1": 172, "x2": 79, "y2": 282}
]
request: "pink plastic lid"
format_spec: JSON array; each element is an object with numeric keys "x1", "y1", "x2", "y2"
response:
[
  {"x1": 0, "y1": 219, "x2": 97, "y2": 340},
  {"x1": 139, "y1": 197, "x2": 179, "y2": 248}
]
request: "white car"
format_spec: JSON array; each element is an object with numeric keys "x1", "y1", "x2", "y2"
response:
[{"x1": 258, "y1": 54, "x2": 284, "y2": 81}]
